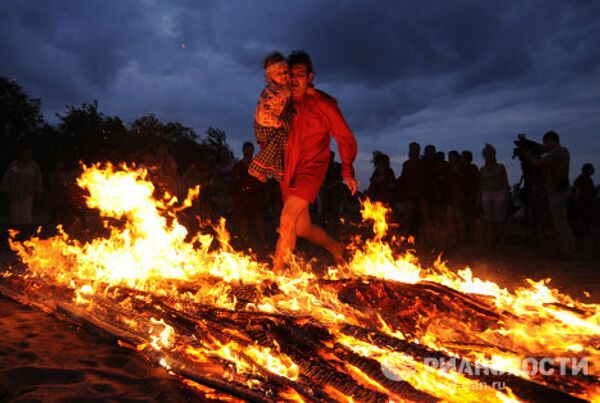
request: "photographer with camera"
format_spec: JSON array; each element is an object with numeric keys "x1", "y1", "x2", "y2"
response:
[
  {"x1": 513, "y1": 134, "x2": 547, "y2": 248},
  {"x1": 522, "y1": 131, "x2": 575, "y2": 259}
]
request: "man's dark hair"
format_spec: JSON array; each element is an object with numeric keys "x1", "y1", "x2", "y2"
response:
[
  {"x1": 371, "y1": 150, "x2": 390, "y2": 167},
  {"x1": 409, "y1": 142, "x2": 420, "y2": 150},
  {"x1": 582, "y1": 163, "x2": 594, "y2": 173},
  {"x1": 288, "y1": 49, "x2": 313, "y2": 75},
  {"x1": 242, "y1": 141, "x2": 254, "y2": 150},
  {"x1": 263, "y1": 51, "x2": 286, "y2": 69},
  {"x1": 543, "y1": 130, "x2": 560, "y2": 144},
  {"x1": 424, "y1": 144, "x2": 436, "y2": 154},
  {"x1": 461, "y1": 150, "x2": 473, "y2": 163},
  {"x1": 448, "y1": 150, "x2": 460, "y2": 161}
]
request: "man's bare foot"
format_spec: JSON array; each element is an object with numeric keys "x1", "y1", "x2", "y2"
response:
[
  {"x1": 329, "y1": 241, "x2": 345, "y2": 266},
  {"x1": 272, "y1": 256, "x2": 284, "y2": 274},
  {"x1": 272, "y1": 249, "x2": 294, "y2": 274}
]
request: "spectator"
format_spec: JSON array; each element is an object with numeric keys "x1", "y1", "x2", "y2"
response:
[
  {"x1": 525, "y1": 131, "x2": 574, "y2": 258},
  {"x1": 523, "y1": 147, "x2": 549, "y2": 249},
  {"x1": 367, "y1": 150, "x2": 396, "y2": 205},
  {"x1": 319, "y1": 151, "x2": 343, "y2": 233},
  {"x1": 183, "y1": 157, "x2": 214, "y2": 219},
  {"x1": 156, "y1": 140, "x2": 183, "y2": 197},
  {"x1": 1, "y1": 143, "x2": 44, "y2": 226},
  {"x1": 397, "y1": 143, "x2": 422, "y2": 237},
  {"x1": 447, "y1": 150, "x2": 466, "y2": 245},
  {"x1": 461, "y1": 150, "x2": 481, "y2": 242},
  {"x1": 141, "y1": 140, "x2": 182, "y2": 198},
  {"x1": 433, "y1": 151, "x2": 450, "y2": 247},
  {"x1": 212, "y1": 146, "x2": 235, "y2": 219},
  {"x1": 478, "y1": 144, "x2": 510, "y2": 245},
  {"x1": 232, "y1": 142, "x2": 266, "y2": 248},
  {"x1": 47, "y1": 160, "x2": 69, "y2": 224},
  {"x1": 63, "y1": 164, "x2": 91, "y2": 237},
  {"x1": 572, "y1": 163, "x2": 597, "y2": 238},
  {"x1": 418, "y1": 145, "x2": 437, "y2": 245}
]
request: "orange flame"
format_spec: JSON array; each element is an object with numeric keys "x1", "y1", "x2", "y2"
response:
[{"x1": 7, "y1": 164, "x2": 598, "y2": 401}]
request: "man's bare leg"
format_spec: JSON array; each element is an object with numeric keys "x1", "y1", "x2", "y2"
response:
[
  {"x1": 273, "y1": 196, "x2": 309, "y2": 271},
  {"x1": 295, "y1": 204, "x2": 344, "y2": 264},
  {"x1": 274, "y1": 195, "x2": 344, "y2": 271}
]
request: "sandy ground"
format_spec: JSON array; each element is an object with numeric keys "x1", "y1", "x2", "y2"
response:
[
  {"x1": 423, "y1": 243, "x2": 600, "y2": 303},
  {"x1": 0, "y1": 296, "x2": 198, "y2": 402}
]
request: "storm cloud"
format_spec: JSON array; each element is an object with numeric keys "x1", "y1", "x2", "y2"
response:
[{"x1": 1, "y1": 0, "x2": 599, "y2": 186}]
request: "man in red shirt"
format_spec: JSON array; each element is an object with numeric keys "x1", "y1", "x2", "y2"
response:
[{"x1": 274, "y1": 50, "x2": 358, "y2": 271}]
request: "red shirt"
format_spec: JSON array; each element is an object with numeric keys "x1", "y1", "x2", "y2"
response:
[{"x1": 281, "y1": 91, "x2": 357, "y2": 203}]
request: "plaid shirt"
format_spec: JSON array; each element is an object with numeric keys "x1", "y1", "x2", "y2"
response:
[
  {"x1": 248, "y1": 122, "x2": 286, "y2": 182},
  {"x1": 249, "y1": 87, "x2": 293, "y2": 182}
]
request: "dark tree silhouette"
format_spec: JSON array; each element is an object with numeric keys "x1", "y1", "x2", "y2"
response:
[
  {"x1": 203, "y1": 127, "x2": 228, "y2": 152},
  {"x1": 0, "y1": 77, "x2": 43, "y2": 142},
  {"x1": 131, "y1": 114, "x2": 213, "y2": 171},
  {"x1": 56, "y1": 100, "x2": 128, "y2": 163},
  {"x1": 131, "y1": 114, "x2": 163, "y2": 138},
  {"x1": 0, "y1": 77, "x2": 239, "y2": 231},
  {"x1": 1, "y1": 76, "x2": 233, "y2": 184}
]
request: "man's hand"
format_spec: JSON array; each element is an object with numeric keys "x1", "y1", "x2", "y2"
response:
[{"x1": 344, "y1": 177, "x2": 358, "y2": 196}]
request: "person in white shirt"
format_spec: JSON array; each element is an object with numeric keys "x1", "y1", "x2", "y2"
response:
[{"x1": 1, "y1": 143, "x2": 43, "y2": 225}]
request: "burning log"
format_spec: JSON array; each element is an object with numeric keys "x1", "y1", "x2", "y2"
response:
[
  {"x1": 320, "y1": 278, "x2": 508, "y2": 339},
  {"x1": 340, "y1": 324, "x2": 587, "y2": 403},
  {"x1": 0, "y1": 271, "x2": 592, "y2": 403},
  {"x1": 331, "y1": 344, "x2": 438, "y2": 402}
]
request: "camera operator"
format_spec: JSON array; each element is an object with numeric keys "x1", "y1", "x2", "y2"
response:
[
  {"x1": 522, "y1": 131, "x2": 575, "y2": 259},
  {"x1": 513, "y1": 134, "x2": 547, "y2": 247}
]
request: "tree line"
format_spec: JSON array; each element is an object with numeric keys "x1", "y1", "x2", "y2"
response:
[{"x1": 0, "y1": 77, "x2": 232, "y2": 175}]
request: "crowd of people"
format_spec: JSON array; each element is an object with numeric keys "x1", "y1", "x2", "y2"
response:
[
  {"x1": 366, "y1": 142, "x2": 502, "y2": 250},
  {"x1": 365, "y1": 131, "x2": 598, "y2": 259},
  {"x1": 0, "y1": 140, "x2": 278, "y2": 250},
  {"x1": 1, "y1": 130, "x2": 597, "y2": 261}
]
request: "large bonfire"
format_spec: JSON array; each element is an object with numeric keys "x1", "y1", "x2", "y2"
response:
[{"x1": 1, "y1": 163, "x2": 598, "y2": 402}]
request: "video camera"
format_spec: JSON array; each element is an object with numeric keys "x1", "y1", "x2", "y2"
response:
[{"x1": 512, "y1": 133, "x2": 545, "y2": 160}]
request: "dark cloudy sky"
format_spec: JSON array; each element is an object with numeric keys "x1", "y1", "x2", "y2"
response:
[{"x1": 1, "y1": 0, "x2": 599, "y2": 187}]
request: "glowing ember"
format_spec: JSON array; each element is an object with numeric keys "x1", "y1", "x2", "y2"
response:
[{"x1": 3, "y1": 163, "x2": 598, "y2": 402}]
